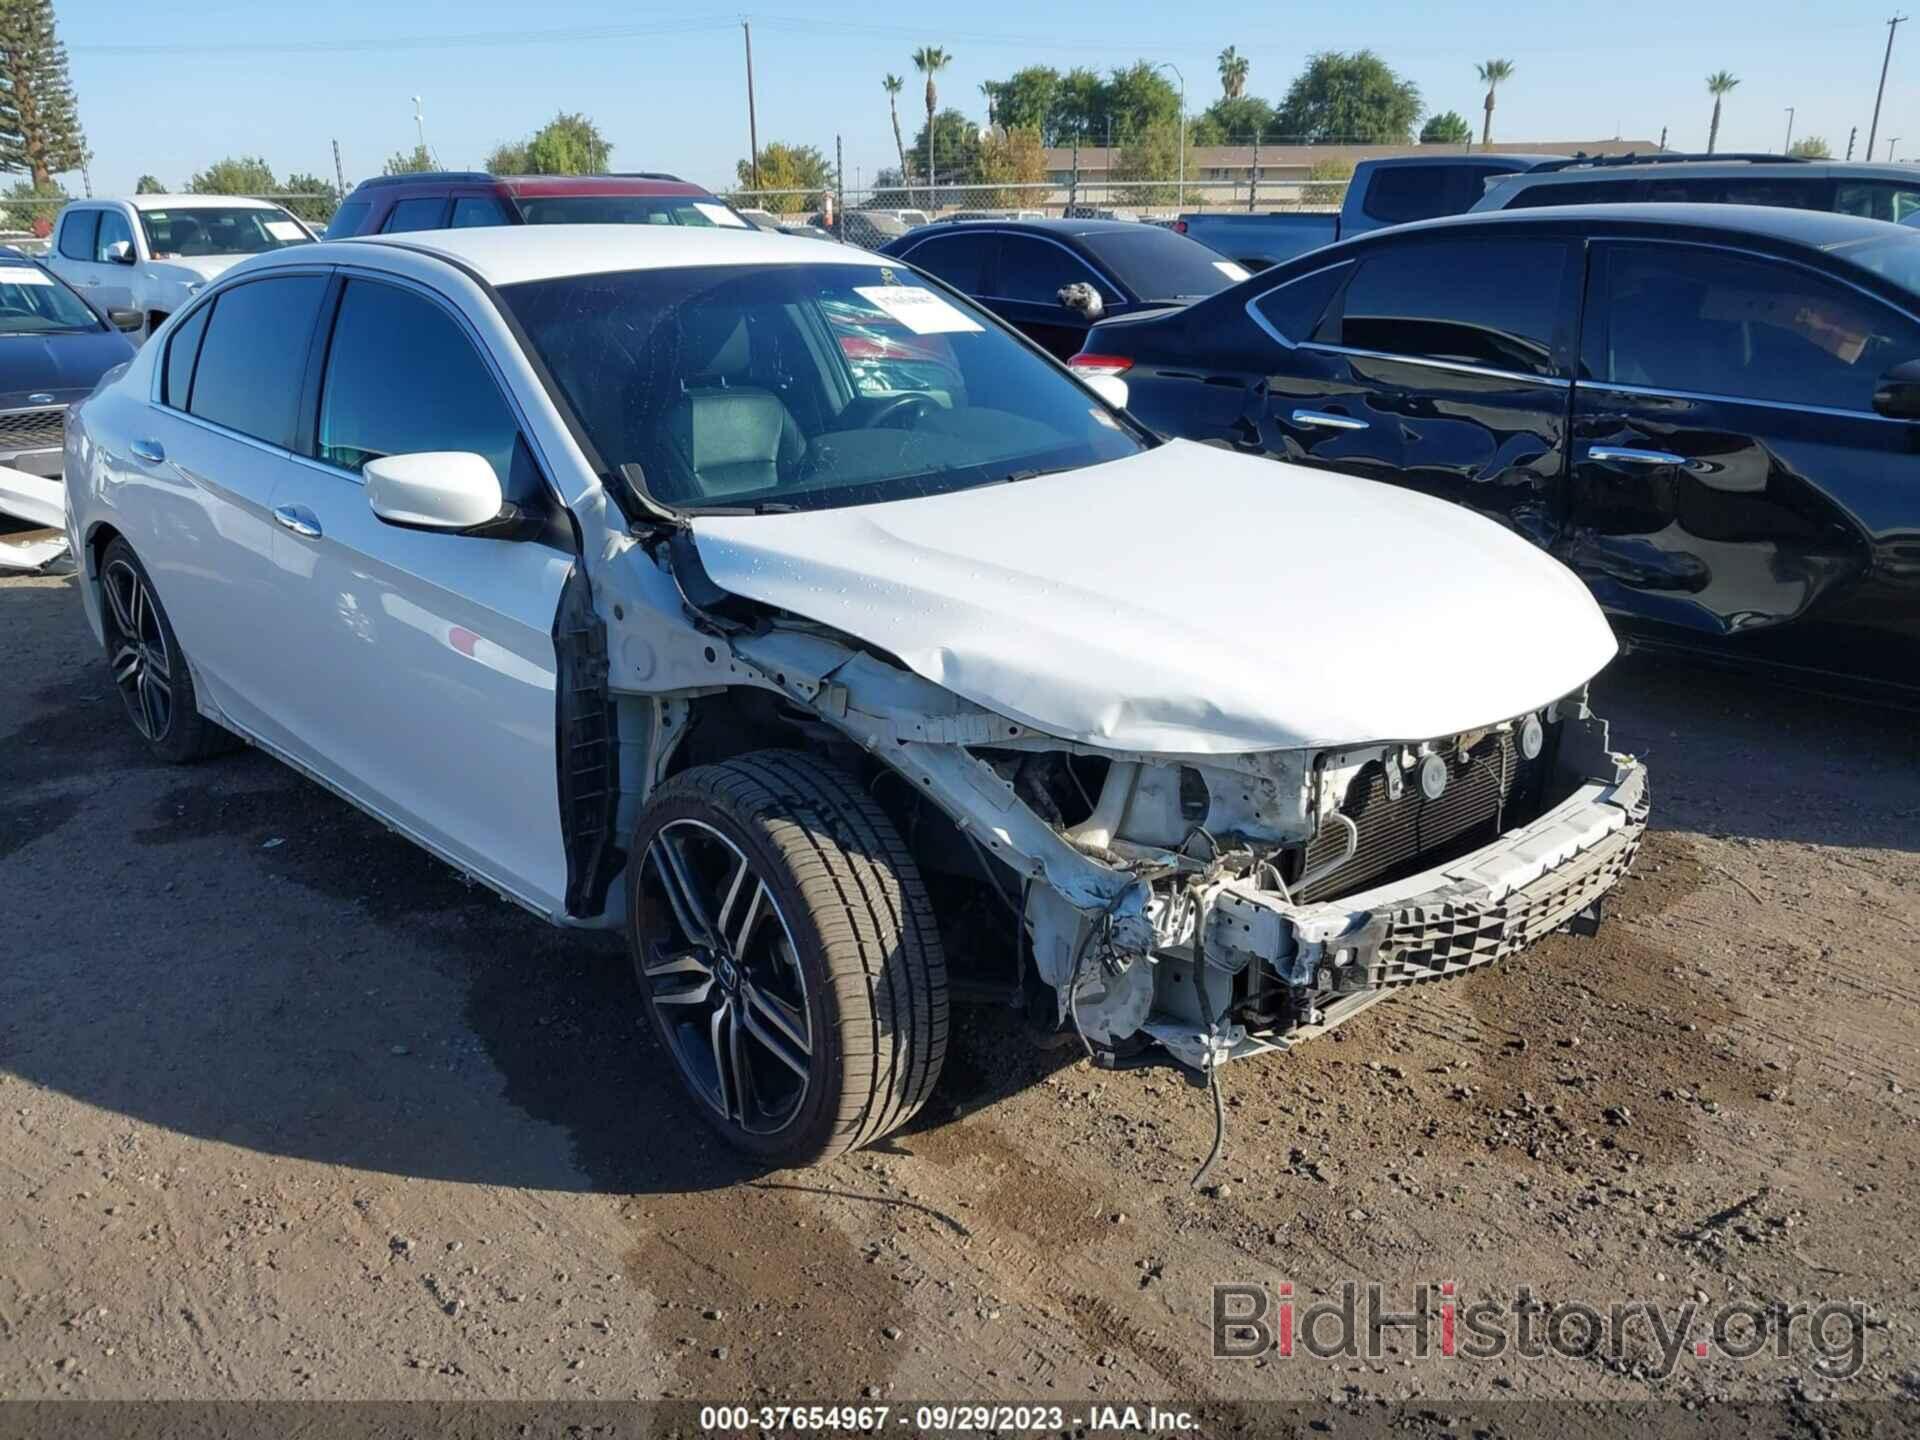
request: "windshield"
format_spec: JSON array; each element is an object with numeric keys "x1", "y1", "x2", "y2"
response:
[
  {"x1": 138, "y1": 206, "x2": 311, "y2": 258},
  {"x1": 516, "y1": 195, "x2": 748, "y2": 228},
  {"x1": 1833, "y1": 232, "x2": 1920, "y2": 297},
  {"x1": 1086, "y1": 228, "x2": 1247, "y2": 300},
  {"x1": 0, "y1": 265, "x2": 101, "y2": 333},
  {"x1": 503, "y1": 261, "x2": 1147, "y2": 514}
]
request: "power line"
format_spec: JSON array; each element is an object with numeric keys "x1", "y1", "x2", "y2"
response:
[{"x1": 70, "y1": 16, "x2": 734, "y2": 57}]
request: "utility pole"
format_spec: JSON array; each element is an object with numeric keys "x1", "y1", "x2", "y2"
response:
[
  {"x1": 1847, "y1": 125, "x2": 1858, "y2": 159},
  {"x1": 835, "y1": 133, "x2": 844, "y2": 238},
  {"x1": 743, "y1": 20, "x2": 760, "y2": 189},
  {"x1": 1249, "y1": 130, "x2": 1260, "y2": 211},
  {"x1": 1891, "y1": 137, "x2": 1904, "y2": 161},
  {"x1": 412, "y1": 96, "x2": 428, "y2": 161},
  {"x1": 1783, "y1": 107, "x2": 1795, "y2": 153},
  {"x1": 1868, "y1": 14, "x2": 1907, "y2": 166},
  {"x1": 332, "y1": 139, "x2": 346, "y2": 197}
]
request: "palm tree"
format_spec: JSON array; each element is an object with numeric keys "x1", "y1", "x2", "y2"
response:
[
  {"x1": 912, "y1": 46, "x2": 951, "y2": 204},
  {"x1": 883, "y1": 74, "x2": 908, "y2": 192},
  {"x1": 980, "y1": 80, "x2": 999, "y2": 127},
  {"x1": 1217, "y1": 46, "x2": 1249, "y2": 100},
  {"x1": 1476, "y1": 58, "x2": 1514, "y2": 148},
  {"x1": 1705, "y1": 70, "x2": 1740, "y2": 154}
]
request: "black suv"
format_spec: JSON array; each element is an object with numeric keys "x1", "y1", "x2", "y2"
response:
[{"x1": 1073, "y1": 204, "x2": 1920, "y2": 699}]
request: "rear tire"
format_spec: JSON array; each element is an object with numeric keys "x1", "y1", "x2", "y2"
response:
[
  {"x1": 628, "y1": 750, "x2": 949, "y2": 1164},
  {"x1": 98, "y1": 537, "x2": 237, "y2": 764}
]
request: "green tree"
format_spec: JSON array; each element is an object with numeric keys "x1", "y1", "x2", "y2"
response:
[
  {"x1": 385, "y1": 145, "x2": 435, "y2": 176},
  {"x1": 279, "y1": 172, "x2": 337, "y2": 225},
  {"x1": 1788, "y1": 134, "x2": 1832, "y2": 159},
  {"x1": 1301, "y1": 156, "x2": 1354, "y2": 206},
  {"x1": 1420, "y1": 110, "x2": 1473, "y2": 145},
  {"x1": 1110, "y1": 121, "x2": 1198, "y2": 205},
  {"x1": 1191, "y1": 96, "x2": 1277, "y2": 145},
  {"x1": 134, "y1": 173, "x2": 164, "y2": 193},
  {"x1": 187, "y1": 155, "x2": 276, "y2": 195},
  {"x1": 5, "y1": 176, "x2": 63, "y2": 230},
  {"x1": 1218, "y1": 46, "x2": 1249, "y2": 100},
  {"x1": 911, "y1": 46, "x2": 951, "y2": 200},
  {"x1": 882, "y1": 74, "x2": 908, "y2": 185},
  {"x1": 1705, "y1": 70, "x2": 1739, "y2": 154},
  {"x1": 908, "y1": 108, "x2": 983, "y2": 192},
  {"x1": 976, "y1": 125, "x2": 1048, "y2": 207},
  {"x1": 735, "y1": 140, "x2": 831, "y2": 213},
  {"x1": 1101, "y1": 61, "x2": 1181, "y2": 145},
  {"x1": 1475, "y1": 59, "x2": 1514, "y2": 147},
  {"x1": 484, "y1": 141, "x2": 530, "y2": 174},
  {"x1": 0, "y1": 0, "x2": 87, "y2": 188},
  {"x1": 1273, "y1": 50, "x2": 1422, "y2": 144},
  {"x1": 1052, "y1": 67, "x2": 1105, "y2": 142},
  {"x1": 523, "y1": 112, "x2": 611, "y2": 175},
  {"x1": 993, "y1": 65, "x2": 1061, "y2": 140}
]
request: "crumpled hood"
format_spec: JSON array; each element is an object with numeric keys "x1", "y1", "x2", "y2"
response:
[{"x1": 689, "y1": 442, "x2": 1618, "y2": 753}]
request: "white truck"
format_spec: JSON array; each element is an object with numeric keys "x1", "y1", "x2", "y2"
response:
[{"x1": 44, "y1": 195, "x2": 314, "y2": 341}]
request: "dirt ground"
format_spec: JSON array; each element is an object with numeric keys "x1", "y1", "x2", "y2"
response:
[{"x1": 3, "y1": 564, "x2": 1918, "y2": 1413}]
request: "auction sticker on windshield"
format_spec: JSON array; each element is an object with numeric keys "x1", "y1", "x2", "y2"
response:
[
  {"x1": 853, "y1": 285, "x2": 983, "y2": 335},
  {"x1": 265, "y1": 220, "x2": 307, "y2": 241},
  {"x1": 0, "y1": 268, "x2": 53, "y2": 285},
  {"x1": 694, "y1": 203, "x2": 749, "y2": 228}
]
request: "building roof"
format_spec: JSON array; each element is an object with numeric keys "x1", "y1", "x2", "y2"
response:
[{"x1": 1042, "y1": 139, "x2": 1663, "y2": 170}]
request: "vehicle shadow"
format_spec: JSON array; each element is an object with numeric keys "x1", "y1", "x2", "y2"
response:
[
  {"x1": 2, "y1": 566, "x2": 1912, "y2": 1203},
  {"x1": 1593, "y1": 649, "x2": 1920, "y2": 853}
]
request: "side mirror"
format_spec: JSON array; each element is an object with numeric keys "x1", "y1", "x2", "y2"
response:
[
  {"x1": 104, "y1": 239, "x2": 133, "y2": 264},
  {"x1": 1873, "y1": 360, "x2": 1920, "y2": 421},
  {"x1": 1058, "y1": 282, "x2": 1105, "y2": 320},
  {"x1": 1082, "y1": 373, "x2": 1129, "y2": 410},
  {"x1": 107, "y1": 308, "x2": 144, "y2": 332},
  {"x1": 365, "y1": 452, "x2": 505, "y2": 533}
]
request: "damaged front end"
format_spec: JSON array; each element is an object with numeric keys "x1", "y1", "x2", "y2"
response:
[{"x1": 723, "y1": 623, "x2": 1648, "y2": 1075}]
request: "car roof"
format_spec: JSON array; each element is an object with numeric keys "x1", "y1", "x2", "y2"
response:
[
  {"x1": 116, "y1": 194, "x2": 285, "y2": 212},
  {"x1": 1364, "y1": 152, "x2": 1564, "y2": 170},
  {"x1": 908, "y1": 217, "x2": 1156, "y2": 241},
  {"x1": 1499, "y1": 160, "x2": 1920, "y2": 184},
  {"x1": 1370, "y1": 201, "x2": 1912, "y2": 251},
  {"x1": 494, "y1": 175, "x2": 711, "y2": 198},
  {"x1": 300, "y1": 223, "x2": 871, "y2": 286}
]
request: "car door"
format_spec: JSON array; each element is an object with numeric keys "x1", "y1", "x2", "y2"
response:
[
  {"x1": 1252, "y1": 231, "x2": 1579, "y2": 546},
  {"x1": 268, "y1": 273, "x2": 574, "y2": 911},
  {"x1": 120, "y1": 271, "x2": 332, "y2": 745},
  {"x1": 1563, "y1": 238, "x2": 1920, "y2": 688},
  {"x1": 991, "y1": 234, "x2": 1120, "y2": 360},
  {"x1": 84, "y1": 207, "x2": 140, "y2": 312}
]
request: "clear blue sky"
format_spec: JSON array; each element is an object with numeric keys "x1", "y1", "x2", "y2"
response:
[{"x1": 58, "y1": 1, "x2": 1916, "y2": 194}]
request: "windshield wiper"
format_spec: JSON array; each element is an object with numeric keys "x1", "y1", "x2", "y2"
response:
[{"x1": 995, "y1": 465, "x2": 1078, "y2": 485}]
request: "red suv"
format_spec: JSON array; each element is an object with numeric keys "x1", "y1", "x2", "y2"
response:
[{"x1": 322, "y1": 172, "x2": 751, "y2": 238}]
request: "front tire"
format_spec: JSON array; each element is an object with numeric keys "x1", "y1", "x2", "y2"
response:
[
  {"x1": 628, "y1": 751, "x2": 949, "y2": 1164},
  {"x1": 98, "y1": 537, "x2": 235, "y2": 764}
]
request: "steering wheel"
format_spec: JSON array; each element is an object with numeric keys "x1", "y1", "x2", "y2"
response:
[{"x1": 862, "y1": 393, "x2": 935, "y2": 429}]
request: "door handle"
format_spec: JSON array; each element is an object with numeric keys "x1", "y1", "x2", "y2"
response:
[
  {"x1": 1291, "y1": 409, "x2": 1370, "y2": 432},
  {"x1": 129, "y1": 438, "x2": 165, "y2": 464},
  {"x1": 272, "y1": 504, "x2": 323, "y2": 539},
  {"x1": 1587, "y1": 445, "x2": 1686, "y2": 467}
]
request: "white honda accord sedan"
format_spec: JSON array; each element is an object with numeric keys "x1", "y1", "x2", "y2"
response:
[{"x1": 63, "y1": 225, "x2": 1648, "y2": 1164}]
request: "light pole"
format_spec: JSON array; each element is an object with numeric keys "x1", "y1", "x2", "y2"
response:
[
  {"x1": 1868, "y1": 15, "x2": 1908, "y2": 165},
  {"x1": 411, "y1": 96, "x2": 429, "y2": 166},
  {"x1": 1153, "y1": 61, "x2": 1186, "y2": 208},
  {"x1": 1783, "y1": 106, "x2": 1795, "y2": 152},
  {"x1": 1891, "y1": 137, "x2": 1904, "y2": 160}
]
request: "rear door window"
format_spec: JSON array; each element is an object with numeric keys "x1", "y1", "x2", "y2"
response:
[
  {"x1": 1250, "y1": 262, "x2": 1352, "y2": 344},
  {"x1": 323, "y1": 201, "x2": 371, "y2": 238},
  {"x1": 1590, "y1": 242, "x2": 1920, "y2": 412},
  {"x1": 1328, "y1": 237, "x2": 1569, "y2": 376},
  {"x1": 996, "y1": 235, "x2": 1107, "y2": 305},
  {"x1": 1504, "y1": 178, "x2": 1646, "y2": 209},
  {"x1": 1836, "y1": 181, "x2": 1920, "y2": 225},
  {"x1": 382, "y1": 197, "x2": 449, "y2": 233},
  {"x1": 161, "y1": 304, "x2": 211, "y2": 409},
  {"x1": 185, "y1": 275, "x2": 328, "y2": 447},
  {"x1": 1640, "y1": 176, "x2": 1826, "y2": 208},
  {"x1": 57, "y1": 209, "x2": 98, "y2": 261},
  {"x1": 898, "y1": 234, "x2": 995, "y2": 294},
  {"x1": 450, "y1": 195, "x2": 513, "y2": 228}
]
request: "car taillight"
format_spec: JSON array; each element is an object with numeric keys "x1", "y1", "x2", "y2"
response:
[
  {"x1": 1069, "y1": 352, "x2": 1133, "y2": 377},
  {"x1": 1172, "y1": 219, "x2": 1188, "y2": 234}
]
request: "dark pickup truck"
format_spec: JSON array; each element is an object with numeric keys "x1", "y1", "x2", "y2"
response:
[{"x1": 1174, "y1": 153, "x2": 1566, "y2": 269}]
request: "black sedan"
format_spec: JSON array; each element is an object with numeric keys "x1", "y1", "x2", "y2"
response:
[
  {"x1": 0, "y1": 251, "x2": 140, "y2": 570},
  {"x1": 1074, "y1": 204, "x2": 1920, "y2": 701},
  {"x1": 879, "y1": 218, "x2": 1247, "y2": 360}
]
